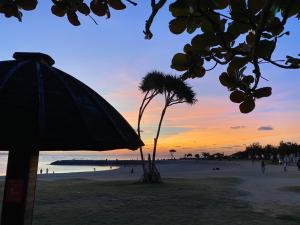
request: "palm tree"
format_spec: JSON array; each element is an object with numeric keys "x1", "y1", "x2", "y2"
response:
[
  {"x1": 169, "y1": 149, "x2": 176, "y2": 159},
  {"x1": 137, "y1": 71, "x2": 165, "y2": 179},
  {"x1": 138, "y1": 71, "x2": 196, "y2": 183},
  {"x1": 151, "y1": 75, "x2": 197, "y2": 181},
  {"x1": 186, "y1": 153, "x2": 193, "y2": 158}
]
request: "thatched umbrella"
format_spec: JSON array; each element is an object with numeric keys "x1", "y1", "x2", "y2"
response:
[{"x1": 0, "y1": 52, "x2": 143, "y2": 225}]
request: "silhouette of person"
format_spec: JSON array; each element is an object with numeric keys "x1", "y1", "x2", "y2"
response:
[
  {"x1": 46, "y1": 168, "x2": 49, "y2": 174},
  {"x1": 131, "y1": 168, "x2": 134, "y2": 174},
  {"x1": 283, "y1": 162, "x2": 287, "y2": 172},
  {"x1": 261, "y1": 160, "x2": 265, "y2": 174},
  {"x1": 94, "y1": 168, "x2": 96, "y2": 172},
  {"x1": 297, "y1": 159, "x2": 300, "y2": 171},
  {"x1": 40, "y1": 169, "x2": 43, "y2": 174}
]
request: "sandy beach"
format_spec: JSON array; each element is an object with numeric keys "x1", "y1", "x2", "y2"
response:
[{"x1": 22, "y1": 160, "x2": 300, "y2": 216}]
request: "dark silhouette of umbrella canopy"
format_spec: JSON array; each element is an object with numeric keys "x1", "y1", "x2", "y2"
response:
[{"x1": 0, "y1": 52, "x2": 143, "y2": 151}]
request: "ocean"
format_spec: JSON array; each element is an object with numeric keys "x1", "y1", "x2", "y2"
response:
[{"x1": 0, "y1": 151, "x2": 129, "y2": 176}]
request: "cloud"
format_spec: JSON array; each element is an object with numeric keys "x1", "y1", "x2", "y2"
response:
[
  {"x1": 230, "y1": 126, "x2": 246, "y2": 129},
  {"x1": 258, "y1": 126, "x2": 274, "y2": 131},
  {"x1": 220, "y1": 144, "x2": 244, "y2": 149}
]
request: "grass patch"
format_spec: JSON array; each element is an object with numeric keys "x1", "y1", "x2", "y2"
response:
[
  {"x1": 279, "y1": 186, "x2": 300, "y2": 193},
  {"x1": 276, "y1": 215, "x2": 300, "y2": 223},
  {"x1": 0, "y1": 177, "x2": 299, "y2": 225}
]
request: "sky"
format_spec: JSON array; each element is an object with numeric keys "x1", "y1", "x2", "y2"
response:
[{"x1": 1, "y1": 1, "x2": 300, "y2": 158}]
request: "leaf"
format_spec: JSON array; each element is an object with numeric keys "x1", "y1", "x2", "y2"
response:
[
  {"x1": 169, "y1": 18, "x2": 187, "y2": 34},
  {"x1": 90, "y1": 0, "x2": 107, "y2": 16},
  {"x1": 183, "y1": 44, "x2": 192, "y2": 53},
  {"x1": 191, "y1": 33, "x2": 217, "y2": 51},
  {"x1": 230, "y1": 0, "x2": 247, "y2": 20},
  {"x1": 257, "y1": 40, "x2": 275, "y2": 59},
  {"x1": 246, "y1": 32, "x2": 255, "y2": 46},
  {"x1": 227, "y1": 57, "x2": 247, "y2": 76},
  {"x1": 191, "y1": 65, "x2": 206, "y2": 78},
  {"x1": 213, "y1": 0, "x2": 229, "y2": 9},
  {"x1": 51, "y1": 5, "x2": 65, "y2": 17},
  {"x1": 219, "y1": 72, "x2": 236, "y2": 88},
  {"x1": 230, "y1": 0, "x2": 246, "y2": 12},
  {"x1": 253, "y1": 87, "x2": 272, "y2": 98},
  {"x1": 169, "y1": 0, "x2": 190, "y2": 17},
  {"x1": 248, "y1": 0, "x2": 265, "y2": 13},
  {"x1": 227, "y1": 21, "x2": 250, "y2": 38},
  {"x1": 230, "y1": 90, "x2": 245, "y2": 103},
  {"x1": 0, "y1": 2, "x2": 21, "y2": 20},
  {"x1": 239, "y1": 97, "x2": 255, "y2": 113},
  {"x1": 78, "y1": 3, "x2": 90, "y2": 16},
  {"x1": 186, "y1": 17, "x2": 200, "y2": 34},
  {"x1": 200, "y1": 19, "x2": 215, "y2": 33},
  {"x1": 267, "y1": 17, "x2": 283, "y2": 35},
  {"x1": 67, "y1": 11, "x2": 80, "y2": 26},
  {"x1": 242, "y1": 75, "x2": 254, "y2": 84},
  {"x1": 286, "y1": 55, "x2": 300, "y2": 67},
  {"x1": 171, "y1": 53, "x2": 189, "y2": 71},
  {"x1": 107, "y1": 0, "x2": 126, "y2": 10}
]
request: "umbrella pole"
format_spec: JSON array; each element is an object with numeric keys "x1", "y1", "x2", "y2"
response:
[{"x1": 1, "y1": 149, "x2": 39, "y2": 225}]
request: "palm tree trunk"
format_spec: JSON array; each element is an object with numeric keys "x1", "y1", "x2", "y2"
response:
[
  {"x1": 137, "y1": 117, "x2": 146, "y2": 172},
  {"x1": 137, "y1": 93, "x2": 148, "y2": 173},
  {"x1": 138, "y1": 91, "x2": 156, "y2": 176},
  {"x1": 152, "y1": 105, "x2": 167, "y2": 170}
]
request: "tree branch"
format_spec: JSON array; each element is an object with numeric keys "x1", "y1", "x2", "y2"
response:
[
  {"x1": 144, "y1": 0, "x2": 167, "y2": 39},
  {"x1": 263, "y1": 58, "x2": 300, "y2": 69},
  {"x1": 168, "y1": 100, "x2": 188, "y2": 106},
  {"x1": 252, "y1": 0, "x2": 275, "y2": 90},
  {"x1": 205, "y1": 61, "x2": 218, "y2": 71}
]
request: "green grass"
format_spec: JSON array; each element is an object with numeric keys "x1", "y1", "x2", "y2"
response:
[{"x1": 0, "y1": 177, "x2": 299, "y2": 225}]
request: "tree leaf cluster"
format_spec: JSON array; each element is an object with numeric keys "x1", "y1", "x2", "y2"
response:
[
  {"x1": 140, "y1": 71, "x2": 197, "y2": 105},
  {"x1": 232, "y1": 141, "x2": 300, "y2": 160},
  {"x1": 0, "y1": 0, "x2": 37, "y2": 21},
  {"x1": 169, "y1": 0, "x2": 300, "y2": 113},
  {"x1": 0, "y1": 0, "x2": 129, "y2": 25}
]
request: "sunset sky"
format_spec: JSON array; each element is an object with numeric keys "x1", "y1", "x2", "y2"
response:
[{"x1": 1, "y1": 1, "x2": 300, "y2": 158}]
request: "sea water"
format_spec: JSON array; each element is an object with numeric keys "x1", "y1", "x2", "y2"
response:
[{"x1": 0, "y1": 151, "x2": 126, "y2": 175}]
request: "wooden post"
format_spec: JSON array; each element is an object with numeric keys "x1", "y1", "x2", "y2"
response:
[{"x1": 1, "y1": 149, "x2": 39, "y2": 225}]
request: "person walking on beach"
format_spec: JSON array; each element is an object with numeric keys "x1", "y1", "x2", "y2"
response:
[
  {"x1": 261, "y1": 160, "x2": 266, "y2": 174},
  {"x1": 40, "y1": 168, "x2": 43, "y2": 174},
  {"x1": 130, "y1": 167, "x2": 134, "y2": 174},
  {"x1": 283, "y1": 162, "x2": 287, "y2": 172},
  {"x1": 296, "y1": 159, "x2": 300, "y2": 171},
  {"x1": 94, "y1": 168, "x2": 96, "y2": 172},
  {"x1": 46, "y1": 168, "x2": 49, "y2": 174}
]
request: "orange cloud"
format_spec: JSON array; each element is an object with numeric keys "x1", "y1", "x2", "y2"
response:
[{"x1": 94, "y1": 71, "x2": 300, "y2": 157}]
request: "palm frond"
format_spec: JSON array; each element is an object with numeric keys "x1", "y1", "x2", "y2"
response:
[
  {"x1": 139, "y1": 70, "x2": 165, "y2": 93},
  {"x1": 164, "y1": 75, "x2": 197, "y2": 104}
]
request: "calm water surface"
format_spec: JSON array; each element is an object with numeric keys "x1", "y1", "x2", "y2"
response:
[{"x1": 0, "y1": 151, "x2": 124, "y2": 175}]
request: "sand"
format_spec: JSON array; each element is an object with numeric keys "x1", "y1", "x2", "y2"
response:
[{"x1": 2, "y1": 160, "x2": 300, "y2": 215}]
